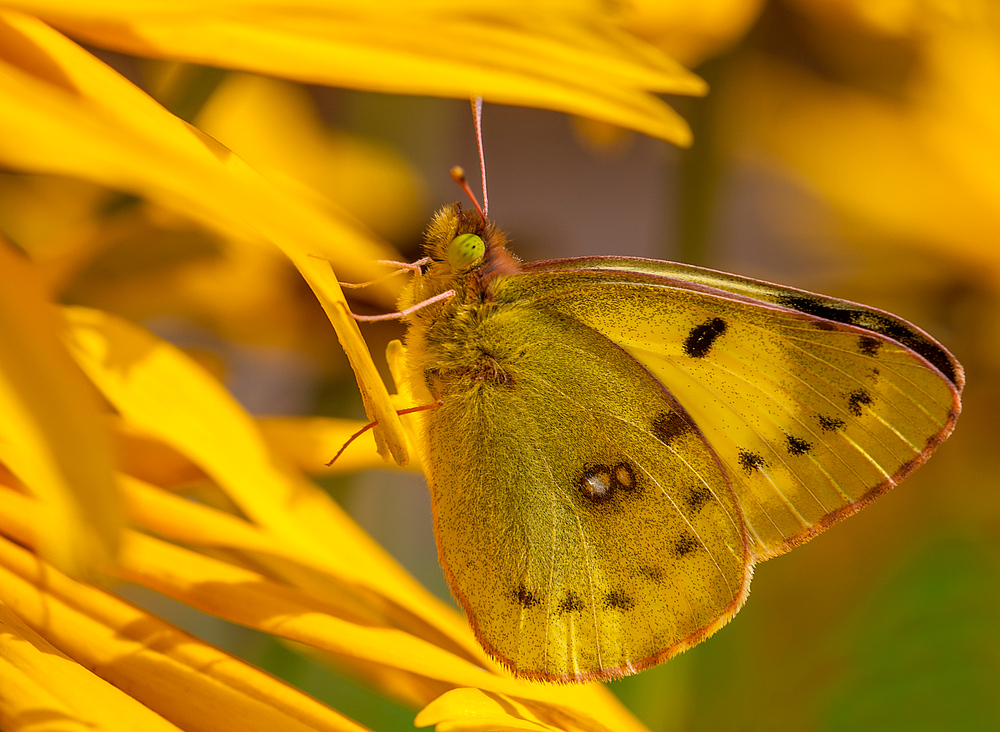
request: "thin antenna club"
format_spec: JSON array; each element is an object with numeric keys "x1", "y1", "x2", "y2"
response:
[{"x1": 450, "y1": 166, "x2": 486, "y2": 224}]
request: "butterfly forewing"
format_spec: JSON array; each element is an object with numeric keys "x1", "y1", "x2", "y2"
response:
[
  {"x1": 510, "y1": 263, "x2": 962, "y2": 559},
  {"x1": 410, "y1": 301, "x2": 750, "y2": 681}
]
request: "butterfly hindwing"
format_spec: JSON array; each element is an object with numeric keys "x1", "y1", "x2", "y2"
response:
[
  {"x1": 507, "y1": 259, "x2": 962, "y2": 559},
  {"x1": 408, "y1": 300, "x2": 750, "y2": 681}
]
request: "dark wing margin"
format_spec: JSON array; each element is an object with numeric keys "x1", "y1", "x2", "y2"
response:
[{"x1": 520, "y1": 255, "x2": 964, "y2": 390}]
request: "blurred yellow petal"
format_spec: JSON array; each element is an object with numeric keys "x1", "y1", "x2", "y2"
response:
[
  {"x1": 785, "y1": 0, "x2": 924, "y2": 37},
  {"x1": 719, "y1": 2, "x2": 1000, "y2": 273},
  {"x1": 62, "y1": 306, "x2": 438, "y2": 628},
  {"x1": 616, "y1": 0, "x2": 766, "y2": 66},
  {"x1": 0, "y1": 243, "x2": 121, "y2": 575},
  {"x1": 721, "y1": 52, "x2": 1000, "y2": 270},
  {"x1": 195, "y1": 73, "x2": 424, "y2": 241},
  {"x1": 0, "y1": 10, "x2": 407, "y2": 458},
  {"x1": 27, "y1": 1, "x2": 704, "y2": 145},
  {"x1": 0, "y1": 529, "x2": 372, "y2": 732},
  {"x1": 0, "y1": 599, "x2": 182, "y2": 732}
]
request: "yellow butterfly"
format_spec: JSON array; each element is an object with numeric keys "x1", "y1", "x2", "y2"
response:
[{"x1": 393, "y1": 190, "x2": 963, "y2": 684}]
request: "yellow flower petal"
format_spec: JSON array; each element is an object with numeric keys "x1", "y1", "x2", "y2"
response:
[
  {"x1": 194, "y1": 72, "x2": 424, "y2": 241},
  {"x1": 0, "y1": 599, "x2": 182, "y2": 732},
  {"x1": 415, "y1": 688, "x2": 553, "y2": 731},
  {"x1": 63, "y1": 307, "x2": 429, "y2": 623},
  {"x1": 0, "y1": 530, "x2": 372, "y2": 732},
  {"x1": 615, "y1": 0, "x2": 765, "y2": 67},
  {"x1": 0, "y1": 243, "x2": 121, "y2": 575},
  {"x1": 0, "y1": 10, "x2": 406, "y2": 459},
  {"x1": 717, "y1": 3, "x2": 1000, "y2": 271},
  {"x1": 0, "y1": 477, "x2": 649, "y2": 732},
  {"x1": 32, "y1": 2, "x2": 703, "y2": 145},
  {"x1": 116, "y1": 474, "x2": 478, "y2": 658},
  {"x1": 113, "y1": 529, "x2": 647, "y2": 731}
]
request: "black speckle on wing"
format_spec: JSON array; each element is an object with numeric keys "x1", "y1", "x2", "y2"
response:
[
  {"x1": 639, "y1": 565, "x2": 664, "y2": 583},
  {"x1": 858, "y1": 335, "x2": 882, "y2": 357},
  {"x1": 515, "y1": 584, "x2": 539, "y2": 608},
  {"x1": 683, "y1": 317, "x2": 727, "y2": 358},
  {"x1": 737, "y1": 448, "x2": 767, "y2": 475},
  {"x1": 558, "y1": 591, "x2": 584, "y2": 615},
  {"x1": 818, "y1": 414, "x2": 846, "y2": 432},
  {"x1": 684, "y1": 483, "x2": 713, "y2": 512},
  {"x1": 847, "y1": 388, "x2": 874, "y2": 417},
  {"x1": 785, "y1": 433, "x2": 813, "y2": 456},
  {"x1": 652, "y1": 410, "x2": 693, "y2": 446},
  {"x1": 674, "y1": 532, "x2": 699, "y2": 557},
  {"x1": 604, "y1": 590, "x2": 635, "y2": 611}
]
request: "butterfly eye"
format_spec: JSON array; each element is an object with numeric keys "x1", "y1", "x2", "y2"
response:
[{"x1": 447, "y1": 233, "x2": 485, "y2": 270}]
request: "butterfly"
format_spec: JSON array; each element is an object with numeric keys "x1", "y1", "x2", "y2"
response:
[{"x1": 388, "y1": 174, "x2": 963, "y2": 684}]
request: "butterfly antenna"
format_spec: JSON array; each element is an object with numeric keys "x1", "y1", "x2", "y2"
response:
[
  {"x1": 450, "y1": 166, "x2": 487, "y2": 225},
  {"x1": 325, "y1": 399, "x2": 443, "y2": 466},
  {"x1": 472, "y1": 96, "x2": 488, "y2": 219}
]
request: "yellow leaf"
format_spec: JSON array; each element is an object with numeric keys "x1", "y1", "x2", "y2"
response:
[
  {"x1": 0, "y1": 475, "x2": 650, "y2": 732},
  {"x1": 0, "y1": 244, "x2": 121, "y2": 575}
]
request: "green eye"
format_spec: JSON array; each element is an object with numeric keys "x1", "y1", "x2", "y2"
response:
[{"x1": 447, "y1": 233, "x2": 485, "y2": 270}]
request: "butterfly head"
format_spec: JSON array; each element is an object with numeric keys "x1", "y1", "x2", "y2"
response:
[{"x1": 423, "y1": 202, "x2": 519, "y2": 280}]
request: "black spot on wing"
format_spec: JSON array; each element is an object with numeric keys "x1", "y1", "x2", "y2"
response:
[
  {"x1": 684, "y1": 317, "x2": 727, "y2": 358},
  {"x1": 685, "y1": 483, "x2": 712, "y2": 512},
  {"x1": 818, "y1": 414, "x2": 846, "y2": 432},
  {"x1": 604, "y1": 590, "x2": 635, "y2": 611},
  {"x1": 639, "y1": 565, "x2": 664, "y2": 583},
  {"x1": 652, "y1": 410, "x2": 693, "y2": 446},
  {"x1": 847, "y1": 388, "x2": 874, "y2": 416},
  {"x1": 515, "y1": 584, "x2": 539, "y2": 608},
  {"x1": 785, "y1": 433, "x2": 813, "y2": 456},
  {"x1": 558, "y1": 591, "x2": 584, "y2": 614},
  {"x1": 775, "y1": 295, "x2": 958, "y2": 387},
  {"x1": 858, "y1": 335, "x2": 882, "y2": 357},
  {"x1": 674, "y1": 533, "x2": 699, "y2": 557},
  {"x1": 737, "y1": 448, "x2": 767, "y2": 475}
]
